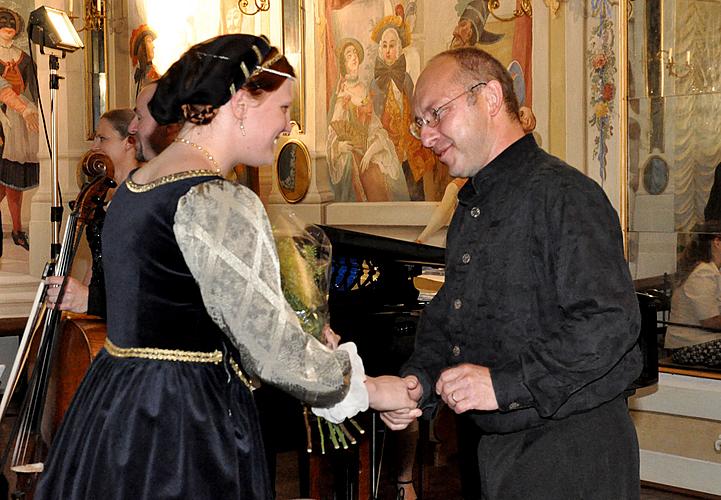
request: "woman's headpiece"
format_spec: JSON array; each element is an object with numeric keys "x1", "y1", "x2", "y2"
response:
[
  {"x1": 149, "y1": 34, "x2": 293, "y2": 125},
  {"x1": 370, "y1": 15, "x2": 411, "y2": 48}
]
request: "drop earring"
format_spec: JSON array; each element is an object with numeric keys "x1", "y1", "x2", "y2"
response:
[{"x1": 240, "y1": 120, "x2": 246, "y2": 136}]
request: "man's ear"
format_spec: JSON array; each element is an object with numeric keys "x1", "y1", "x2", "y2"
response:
[{"x1": 483, "y1": 80, "x2": 504, "y2": 117}]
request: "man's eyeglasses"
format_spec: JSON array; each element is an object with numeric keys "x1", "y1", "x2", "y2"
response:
[{"x1": 409, "y1": 81, "x2": 487, "y2": 140}]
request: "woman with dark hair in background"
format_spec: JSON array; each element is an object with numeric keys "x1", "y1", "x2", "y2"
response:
[
  {"x1": 36, "y1": 34, "x2": 419, "y2": 499},
  {"x1": 666, "y1": 221, "x2": 721, "y2": 366}
]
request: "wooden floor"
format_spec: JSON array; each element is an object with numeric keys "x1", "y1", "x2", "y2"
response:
[
  {"x1": 272, "y1": 428, "x2": 706, "y2": 500},
  {"x1": 273, "y1": 449, "x2": 706, "y2": 500}
]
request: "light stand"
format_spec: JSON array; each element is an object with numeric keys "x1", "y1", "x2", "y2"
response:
[{"x1": 27, "y1": 6, "x2": 84, "y2": 260}]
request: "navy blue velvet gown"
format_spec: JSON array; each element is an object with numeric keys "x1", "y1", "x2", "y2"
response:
[{"x1": 36, "y1": 171, "x2": 352, "y2": 499}]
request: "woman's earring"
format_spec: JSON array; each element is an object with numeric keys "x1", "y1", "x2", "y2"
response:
[{"x1": 240, "y1": 120, "x2": 246, "y2": 136}]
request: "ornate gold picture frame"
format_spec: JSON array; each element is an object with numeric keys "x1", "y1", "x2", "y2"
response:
[{"x1": 275, "y1": 138, "x2": 310, "y2": 203}]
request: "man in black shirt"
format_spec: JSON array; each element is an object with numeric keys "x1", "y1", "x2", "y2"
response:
[{"x1": 381, "y1": 47, "x2": 642, "y2": 498}]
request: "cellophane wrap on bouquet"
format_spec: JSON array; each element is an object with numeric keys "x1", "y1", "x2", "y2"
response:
[{"x1": 273, "y1": 212, "x2": 365, "y2": 453}]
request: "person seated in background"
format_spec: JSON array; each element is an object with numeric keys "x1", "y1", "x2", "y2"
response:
[
  {"x1": 45, "y1": 109, "x2": 139, "y2": 318},
  {"x1": 666, "y1": 221, "x2": 721, "y2": 367}
]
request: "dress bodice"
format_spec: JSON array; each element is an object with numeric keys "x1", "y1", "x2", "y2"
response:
[{"x1": 103, "y1": 173, "x2": 225, "y2": 352}]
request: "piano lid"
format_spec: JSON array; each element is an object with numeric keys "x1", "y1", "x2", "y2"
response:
[{"x1": 318, "y1": 225, "x2": 445, "y2": 267}]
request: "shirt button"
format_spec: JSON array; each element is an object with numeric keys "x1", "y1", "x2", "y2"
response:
[
  {"x1": 508, "y1": 402, "x2": 520, "y2": 410},
  {"x1": 470, "y1": 207, "x2": 480, "y2": 218},
  {"x1": 453, "y1": 298, "x2": 462, "y2": 310},
  {"x1": 452, "y1": 345, "x2": 461, "y2": 357},
  {"x1": 461, "y1": 252, "x2": 471, "y2": 264}
]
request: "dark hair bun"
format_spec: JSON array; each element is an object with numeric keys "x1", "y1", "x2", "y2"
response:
[{"x1": 149, "y1": 34, "x2": 272, "y2": 125}]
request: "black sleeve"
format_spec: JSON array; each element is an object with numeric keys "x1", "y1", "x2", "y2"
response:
[{"x1": 86, "y1": 279, "x2": 107, "y2": 320}]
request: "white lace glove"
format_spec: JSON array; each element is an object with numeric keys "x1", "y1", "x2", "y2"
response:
[{"x1": 312, "y1": 342, "x2": 368, "y2": 424}]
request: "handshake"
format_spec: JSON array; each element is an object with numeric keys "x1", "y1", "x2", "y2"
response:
[{"x1": 366, "y1": 375, "x2": 423, "y2": 431}]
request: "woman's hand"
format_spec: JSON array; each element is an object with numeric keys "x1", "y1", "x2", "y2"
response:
[
  {"x1": 45, "y1": 276, "x2": 89, "y2": 313},
  {"x1": 366, "y1": 375, "x2": 422, "y2": 413},
  {"x1": 322, "y1": 324, "x2": 341, "y2": 350}
]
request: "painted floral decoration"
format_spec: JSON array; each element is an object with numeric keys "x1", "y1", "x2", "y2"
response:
[{"x1": 588, "y1": 0, "x2": 616, "y2": 183}]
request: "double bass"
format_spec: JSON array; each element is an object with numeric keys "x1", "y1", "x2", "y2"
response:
[{"x1": 0, "y1": 151, "x2": 114, "y2": 497}]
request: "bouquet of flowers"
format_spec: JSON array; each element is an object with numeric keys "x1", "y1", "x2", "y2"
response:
[{"x1": 273, "y1": 212, "x2": 364, "y2": 454}]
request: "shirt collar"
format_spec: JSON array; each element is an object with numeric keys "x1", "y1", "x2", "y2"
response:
[{"x1": 458, "y1": 133, "x2": 538, "y2": 202}]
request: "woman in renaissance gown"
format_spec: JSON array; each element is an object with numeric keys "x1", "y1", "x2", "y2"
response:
[
  {"x1": 35, "y1": 34, "x2": 419, "y2": 500},
  {"x1": 327, "y1": 38, "x2": 409, "y2": 201}
]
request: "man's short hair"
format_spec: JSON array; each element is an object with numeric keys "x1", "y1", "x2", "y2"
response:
[{"x1": 435, "y1": 47, "x2": 520, "y2": 122}]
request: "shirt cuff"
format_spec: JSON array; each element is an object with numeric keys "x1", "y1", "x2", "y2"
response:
[
  {"x1": 490, "y1": 362, "x2": 534, "y2": 412},
  {"x1": 311, "y1": 342, "x2": 369, "y2": 423}
]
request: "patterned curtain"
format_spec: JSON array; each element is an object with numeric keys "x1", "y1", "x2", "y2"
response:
[{"x1": 673, "y1": 1, "x2": 721, "y2": 232}]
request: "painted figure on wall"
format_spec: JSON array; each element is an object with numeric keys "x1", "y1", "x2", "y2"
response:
[
  {"x1": 327, "y1": 38, "x2": 408, "y2": 201},
  {"x1": 450, "y1": 0, "x2": 503, "y2": 49},
  {"x1": 130, "y1": 24, "x2": 160, "y2": 97},
  {"x1": 0, "y1": 6, "x2": 39, "y2": 253},
  {"x1": 369, "y1": 15, "x2": 435, "y2": 201}
]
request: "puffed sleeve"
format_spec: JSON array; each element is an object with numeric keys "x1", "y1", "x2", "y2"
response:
[
  {"x1": 684, "y1": 264, "x2": 721, "y2": 321},
  {"x1": 173, "y1": 180, "x2": 350, "y2": 408}
]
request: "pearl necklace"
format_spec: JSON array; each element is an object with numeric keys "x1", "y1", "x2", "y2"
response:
[{"x1": 173, "y1": 137, "x2": 220, "y2": 173}]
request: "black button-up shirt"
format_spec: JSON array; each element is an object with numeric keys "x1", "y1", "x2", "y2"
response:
[{"x1": 402, "y1": 134, "x2": 642, "y2": 433}]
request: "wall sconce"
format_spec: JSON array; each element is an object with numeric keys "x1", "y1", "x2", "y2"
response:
[
  {"x1": 486, "y1": 0, "x2": 569, "y2": 21},
  {"x1": 487, "y1": 0, "x2": 533, "y2": 21},
  {"x1": 659, "y1": 48, "x2": 693, "y2": 79},
  {"x1": 68, "y1": 0, "x2": 105, "y2": 33},
  {"x1": 238, "y1": 0, "x2": 270, "y2": 16}
]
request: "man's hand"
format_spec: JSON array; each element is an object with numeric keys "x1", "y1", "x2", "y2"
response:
[
  {"x1": 45, "y1": 276, "x2": 89, "y2": 313},
  {"x1": 376, "y1": 375, "x2": 422, "y2": 430},
  {"x1": 436, "y1": 363, "x2": 498, "y2": 414}
]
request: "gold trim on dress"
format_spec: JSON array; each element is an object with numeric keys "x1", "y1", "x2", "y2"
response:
[
  {"x1": 126, "y1": 170, "x2": 220, "y2": 193},
  {"x1": 229, "y1": 358, "x2": 258, "y2": 391},
  {"x1": 104, "y1": 338, "x2": 256, "y2": 391},
  {"x1": 105, "y1": 337, "x2": 223, "y2": 363}
]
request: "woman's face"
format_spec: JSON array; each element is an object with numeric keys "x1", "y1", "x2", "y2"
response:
[
  {"x1": 379, "y1": 28, "x2": 401, "y2": 66},
  {"x1": 92, "y1": 118, "x2": 132, "y2": 173},
  {"x1": 343, "y1": 45, "x2": 359, "y2": 75},
  {"x1": 0, "y1": 27, "x2": 16, "y2": 42},
  {"x1": 243, "y1": 79, "x2": 293, "y2": 166},
  {"x1": 0, "y1": 14, "x2": 17, "y2": 41}
]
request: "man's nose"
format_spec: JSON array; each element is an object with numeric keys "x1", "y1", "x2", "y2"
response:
[{"x1": 420, "y1": 125, "x2": 439, "y2": 149}]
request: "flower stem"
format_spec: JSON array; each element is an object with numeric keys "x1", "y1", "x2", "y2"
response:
[{"x1": 316, "y1": 416, "x2": 326, "y2": 454}]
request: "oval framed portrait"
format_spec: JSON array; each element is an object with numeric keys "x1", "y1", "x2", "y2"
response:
[
  {"x1": 642, "y1": 155, "x2": 670, "y2": 195},
  {"x1": 275, "y1": 138, "x2": 311, "y2": 203}
]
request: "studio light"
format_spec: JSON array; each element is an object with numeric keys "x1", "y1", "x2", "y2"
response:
[{"x1": 28, "y1": 6, "x2": 84, "y2": 53}]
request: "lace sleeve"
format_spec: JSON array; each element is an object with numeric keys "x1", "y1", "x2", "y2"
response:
[{"x1": 173, "y1": 180, "x2": 350, "y2": 407}]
